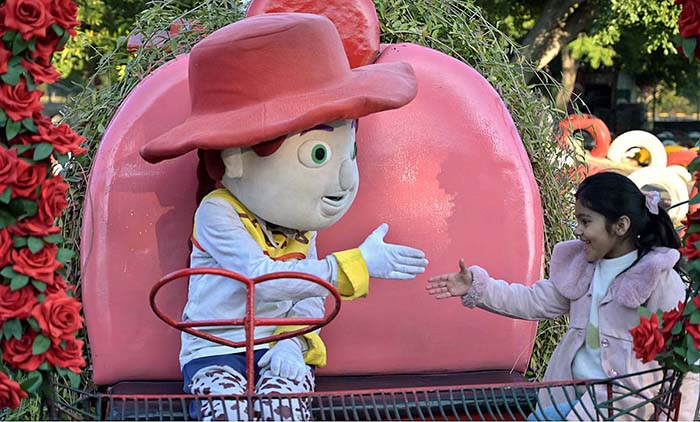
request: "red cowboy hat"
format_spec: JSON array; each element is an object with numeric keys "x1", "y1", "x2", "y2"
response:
[{"x1": 140, "y1": 12, "x2": 417, "y2": 163}]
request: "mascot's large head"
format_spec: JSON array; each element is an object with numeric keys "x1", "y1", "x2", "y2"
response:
[{"x1": 140, "y1": 13, "x2": 416, "y2": 231}]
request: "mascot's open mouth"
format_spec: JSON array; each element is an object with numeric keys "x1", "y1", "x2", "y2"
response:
[{"x1": 321, "y1": 192, "x2": 351, "y2": 217}]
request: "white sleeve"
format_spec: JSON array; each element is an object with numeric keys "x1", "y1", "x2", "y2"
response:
[{"x1": 195, "y1": 197, "x2": 337, "y2": 302}]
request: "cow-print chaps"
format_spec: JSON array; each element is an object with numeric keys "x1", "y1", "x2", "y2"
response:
[{"x1": 188, "y1": 364, "x2": 315, "y2": 421}]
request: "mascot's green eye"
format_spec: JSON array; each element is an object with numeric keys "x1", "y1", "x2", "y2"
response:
[
  {"x1": 352, "y1": 142, "x2": 357, "y2": 159},
  {"x1": 312, "y1": 144, "x2": 328, "y2": 164},
  {"x1": 298, "y1": 140, "x2": 332, "y2": 168}
]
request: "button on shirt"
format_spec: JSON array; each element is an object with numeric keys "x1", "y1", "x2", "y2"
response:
[{"x1": 571, "y1": 250, "x2": 637, "y2": 380}]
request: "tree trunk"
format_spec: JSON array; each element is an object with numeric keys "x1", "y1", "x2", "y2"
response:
[
  {"x1": 518, "y1": 0, "x2": 596, "y2": 83},
  {"x1": 555, "y1": 45, "x2": 579, "y2": 112}
]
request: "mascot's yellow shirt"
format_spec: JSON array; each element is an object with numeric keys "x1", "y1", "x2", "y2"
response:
[{"x1": 189, "y1": 189, "x2": 369, "y2": 367}]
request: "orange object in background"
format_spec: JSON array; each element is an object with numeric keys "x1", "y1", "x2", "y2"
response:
[{"x1": 560, "y1": 114, "x2": 612, "y2": 158}]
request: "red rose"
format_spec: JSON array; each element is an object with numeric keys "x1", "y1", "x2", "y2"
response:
[
  {"x1": 37, "y1": 121, "x2": 86, "y2": 156},
  {"x1": 49, "y1": 0, "x2": 79, "y2": 35},
  {"x1": 677, "y1": 0, "x2": 700, "y2": 38},
  {"x1": 686, "y1": 321, "x2": 700, "y2": 350},
  {"x1": 11, "y1": 161, "x2": 46, "y2": 199},
  {"x1": 7, "y1": 210, "x2": 60, "y2": 237},
  {"x1": 661, "y1": 301, "x2": 685, "y2": 341},
  {"x1": 0, "y1": 147, "x2": 19, "y2": 196},
  {"x1": 0, "y1": 43, "x2": 11, "y2": 74},
  {"x1": 630, "y1": 313, "x2": 665, "y2": 364},
  {"x1": 29, "y1": 32, "x2": 60, "y2": 64},
  {"x1": 46, "y1": 337, "x2": 85, "y2": 372},
  {"x1": 0, "y1": 285, "x2": 37, "y2": 323},
  {"x1": 12, "y1": 243, "x2": 62, "y2": 283},
  {"x1": 38, "y1": 176, "x2": 68, "y2": 220},
  {"x1": 0, "y1": 229, "x2": 11, "y2": 268},
  {"x1": 2, "y1": 0, "x2": 54, "y2": 40},
  {"x1": 44, "y1": 273, "x2": 67, "y2": 295},
  {"x1": 0, "y1": 371, "x2": 27, "y2": 410},
  {"x1": 21, "y1": 57, "x2": 61, "y2": 85},
  {"x1": 2, "y1": 331, "x2": 45, "y2": 371},
  {"x1": 680, "y1": 232, "x2": 700, "y2": 260},
  {"x1": 31, "y1": 292, "x2": 83, "y2": 340},
  {"x1": 683, "y1": 208, "x2": 700, "y2": 227},
  {"x1": 0, "y1": 79, "x2": 44, "y2": 122}
]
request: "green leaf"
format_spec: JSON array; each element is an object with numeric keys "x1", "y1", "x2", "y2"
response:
[
  {"x1": 66, "y1": 371, "x2": 81, "y2": 388},
  {"x1": 43, "y1": 234, "x2": 63, "y2": 244},
  {"x1": 32, "y1": 143, "x2": 53, "y2": 161},
  {"x1": 10, "y1": 198, "x2": 38, "y2": 220},
  {"x1": 21, "y1": 118, "x2": 37, "y2": 133},
  {"x1": 689, "y1": 156, "x2": 700, "y2": 173},
  {"x1": 10, "y1": 274, "x2": 29, "y2": 291},
  {"x1": 690, "y1": 194, "x2": 700, "y2": 205},
  {"x1": 56, "y1": 248, "x2": 75, "y2": 264},
  {"x1": 12, "y1": 236, "x2": 27, "y2": 248},
  {"x1": 24, "y1": 73, "x2": 36, "y2": 92},
  {"x1": 20, "y1": 371, "x2": 42, "y2": 394},
  {"x1": 2, "y1": 30, "x2": 17, "y2": 42},
  {"x1": 682, "y1": 37, "x2": 697, "y2": 62},
  {"x1": 54, "y1": 153, "x2": 69, "y2": 165},
  {"x1": 27, "y1": 236, "x2": 44, "y2": 254},
  {"x1": 36, "y1": 293, "x2": 45, "y2": 303},
  {"x1": 5, "y1": 119, "x2": 22, "y2": 140},
  {"x1": 32, "y1": 335, "x2": 50, "y2": 355},
  {"x1": 11, "y1": 36, "x2": 28, "y2": 55},
  {"x1": 691, "y1": 312, "x2": 700, "y2": 324},
  {"x1": 26, "y1": 317, "x2": 39, "y2": 332},
  {"x1": 0, "y1": 209, "x2": 16, "y2": 229},
  {"x1": 31, "y1": 280, "x2": 46, "y2": 292},
  {"x1": 672, "y1": 321, "x2": 684, "y2": 335},
  {"x1": 0, "y1": 109, "x2": 6, "y2": 125},
  {"x1": 11, "y1": 144, "x2": 33, "y2": 155},
  {"x1": 0, "y1": 186, "x2": 11, "y2": 204},
  {"x1": 0, "y1": 266, "x2": 17, "y2": 278},
  {"x1": 51, "y1": 24, "x2": 65, "y2": 37},
  {"x1": 3, "y1": 319, "x2": 23, "y2": 340},
  {"x1": 637, "y1": 306, "x2": 652, "y2": 320},
  {"x1": 38, "y1": 361, "x2": 51, "y2": 371},
  {"x1": 27, "y1": 38, "x2": 36, "y2": 53}
]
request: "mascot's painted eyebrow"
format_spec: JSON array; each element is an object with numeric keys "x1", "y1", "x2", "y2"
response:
[{"x1": 300, "y1": 124, "x2": 335, "y2": 136}]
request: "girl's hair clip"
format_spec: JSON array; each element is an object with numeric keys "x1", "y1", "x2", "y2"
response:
[{"x1": 644, "y1": 191, "x2": 660, "y2": 215}]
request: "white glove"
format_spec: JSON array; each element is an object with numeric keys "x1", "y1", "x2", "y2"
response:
[
  {"x1": 358, "y1": 223, "x2": 428, "y2": 280},
  {"x1": 257, "y1": 338, "x2": 306, "y2": 382}
]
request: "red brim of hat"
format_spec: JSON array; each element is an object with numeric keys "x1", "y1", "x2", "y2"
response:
[{"x1": 140, "y1": 61, "x2": 417, "y2": 163}]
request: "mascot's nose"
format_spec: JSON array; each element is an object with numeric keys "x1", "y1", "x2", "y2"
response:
[{"x1": 339, "y1": 159, "x2": 355, "y2": 191}]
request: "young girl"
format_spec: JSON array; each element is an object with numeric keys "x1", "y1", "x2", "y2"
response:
[{"x1": 427, "y1": 171, "x2": 699, "y2": 420}]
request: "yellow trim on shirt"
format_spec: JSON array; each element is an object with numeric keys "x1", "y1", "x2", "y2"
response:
[
  {"x1": 272, "y1": 325, "x2": 327, "y2": 367},
  {"x1": 332, "y1": 248, "x2": 369, "y2": 300}
]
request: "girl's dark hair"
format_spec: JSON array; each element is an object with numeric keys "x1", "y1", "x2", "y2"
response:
[{"x1": 575, "y1": 172, "x2": 681, "y2": 269}]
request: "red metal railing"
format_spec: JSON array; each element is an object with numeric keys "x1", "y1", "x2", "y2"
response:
[{"x1": 149, "y1": 267, "x2": 342, "y2": 395}]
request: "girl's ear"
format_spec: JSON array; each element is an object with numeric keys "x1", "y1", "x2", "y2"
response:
[{"x1": 615, "y1": 215, "x2": 632, "y2": 237}]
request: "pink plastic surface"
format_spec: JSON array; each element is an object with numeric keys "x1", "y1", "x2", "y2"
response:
[
  {"x1": 83, "y1": 45, "x2": 544, "y2": 385},
  {"x1": 81, "y1": 56, "x2": 197, "y2": 385},
  {"x1": 316, "y1": 44, "x2": 543, "y2": 375}
]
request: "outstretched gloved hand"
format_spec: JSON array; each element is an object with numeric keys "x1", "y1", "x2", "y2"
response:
[
  {"x1": 358, "y1": 224, "x2": 428, "y2": 280},
  {"x1": 258, "y1": 338, "x2": 306, "y2": 382}
]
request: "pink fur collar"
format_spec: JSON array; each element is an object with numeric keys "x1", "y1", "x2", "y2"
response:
[{"x1": 549, "y1": 240, "x2": 680, "y2": 308}]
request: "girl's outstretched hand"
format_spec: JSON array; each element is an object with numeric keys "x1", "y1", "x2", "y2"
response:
[{"x1": 426, "y1": 259, "x2": 473, "y2": 298}]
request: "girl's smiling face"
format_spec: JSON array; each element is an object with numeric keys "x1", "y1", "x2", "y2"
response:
[{"x1": 574, "y1": 199, "x2": 635, "y2": 262}]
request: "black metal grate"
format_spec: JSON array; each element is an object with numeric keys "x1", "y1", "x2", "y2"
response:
[{"x1": 48, "y1": 368, "x2": 683, "y2": 421}]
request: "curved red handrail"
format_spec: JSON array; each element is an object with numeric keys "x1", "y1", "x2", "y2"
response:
[{"x1": 149, "y1": 267, "x2": 342, "y2": 394}]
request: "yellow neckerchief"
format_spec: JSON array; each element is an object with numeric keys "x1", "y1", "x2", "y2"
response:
[{"x1": 192, "y1": 189, "x2": 312, "y2": 261}]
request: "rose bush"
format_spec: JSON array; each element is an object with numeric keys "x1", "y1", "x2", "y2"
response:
[
  {"x1": 675, "y1": 0, "x2": 700, "y2": 60},
  {"x1": 0, "y1": 0, "x2": 84, "y2": 410},
  {"x1": 630, "y1": 157, "x2": 700, "y2": 373}
]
